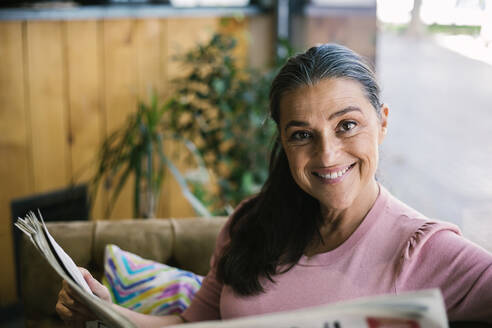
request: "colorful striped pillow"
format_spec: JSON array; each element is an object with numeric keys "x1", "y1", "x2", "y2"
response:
[{"x1": 102, "y1": 244, "x2": 203, "y2": 315}]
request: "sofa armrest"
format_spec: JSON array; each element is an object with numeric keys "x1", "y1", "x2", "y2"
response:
[{"x1": 20, "y1": 221, "x2": 95, "y2": 319}]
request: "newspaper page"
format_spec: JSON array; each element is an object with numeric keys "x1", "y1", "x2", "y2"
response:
[
  {"x1": 15, "y1": 211, "x2": 136, "y2": 328},
  {"x1": 169, "y1": 289, "x2": 449, "y2": 328}
]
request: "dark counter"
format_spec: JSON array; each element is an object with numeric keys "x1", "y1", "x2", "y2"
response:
[{"x1": 0, "y1": 3, "x2": 262, "y2": 21}]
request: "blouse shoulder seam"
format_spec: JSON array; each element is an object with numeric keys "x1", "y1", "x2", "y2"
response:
[{"x1": 395, "y1": 220, "x2": 461, "y2": 290}]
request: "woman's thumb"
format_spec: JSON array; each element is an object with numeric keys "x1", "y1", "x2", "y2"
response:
[{"x1": 79, "y1": 267, "x2": 110, "y2": 301}]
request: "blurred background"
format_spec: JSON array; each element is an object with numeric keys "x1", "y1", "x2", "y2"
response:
[{"x1": 1, "y1": 0, "x2": 491, "y2": 325}]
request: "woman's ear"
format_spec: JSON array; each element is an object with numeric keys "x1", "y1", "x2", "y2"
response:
[{"x1": 378, "y1": 104, "x2": 389, "y2": 144}]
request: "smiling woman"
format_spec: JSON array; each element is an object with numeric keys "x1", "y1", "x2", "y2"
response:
[
  {"x1": 280, "y1": 79, "x2": 386, "y2": 212},
  {"x1": 207, "y1": 43, "x2": 492, "y2": 323},
  {"x1": 56, "y1": 44, "x2": 492, "y2": 327},
  {"x1": 279, "y1": 78, "x2": 387, "y2": 253}
]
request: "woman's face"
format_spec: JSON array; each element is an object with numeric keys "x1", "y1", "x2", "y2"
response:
[{"x1": 279, "y1": 78, "x2": 388, "y2": 212}]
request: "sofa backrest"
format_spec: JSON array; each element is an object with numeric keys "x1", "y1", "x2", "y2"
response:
[{"x1": 19, "y1": 217, "x2": 227, "y2": 324}]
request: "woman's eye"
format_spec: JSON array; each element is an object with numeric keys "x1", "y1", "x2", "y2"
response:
[
  {"x1": 337, "y1": 120, "x2": 357, "y2": 133},
  {"x1": 290, "y1": 131, "x2": 312, "y2": 141}
]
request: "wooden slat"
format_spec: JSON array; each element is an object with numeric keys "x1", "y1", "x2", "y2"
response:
[
  {"x1": 158, "y1": 19, "x2": 169, "y2": 100},
  {"x1": 65, "y1": 20, "x2": 105, "y2": 220},
  {"x1": 0, "y1": 21, "x2": 30, "y2": 306},
  {"x1": 299, "y1": 16, "x2": 377, "y2": 64},
  {"x1": 102, "y1": 19, "x2": 138, "y2": 219},
  {"x1": 26, "y1": 21, "x2": 69, "y2": 193},
  {"x1": 247, "y1": 15, "x2": 275, "y2": 70},
  {"x1": 218, "y1": 17, "x2": 249, "y2": 68},
  {"x1": 135, "y1": 18, "x2": 164, "y2": 100},
  {"x1": 166, "y1": 17, "x2": 219, "y2": 78},
  {"x1": 155, "y1": 19, "x2": 170, "y2": 219}
]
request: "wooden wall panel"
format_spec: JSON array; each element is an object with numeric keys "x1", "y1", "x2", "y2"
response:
[
  {"x1": 102, "y1": 19, "x2": 138, "y2": 219},
  {"x1": 26, "y1": 21, "x2": 70, "y2": 193},
  {"x1": 65, "y1": 20, "x2": 104, "y2": 220},
  {"x1": 0, "y1": 21, "x2": 31, "y2": 306},
  {"x1": 0, "y1": 15, "x2": 273, "y2": 306}
]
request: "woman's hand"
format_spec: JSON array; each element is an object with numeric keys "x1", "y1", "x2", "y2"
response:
[
  {"x1": 55, "y1": 267, "x2": 111, "y2": 326},
  {"x1": 56, "y1": 267, "x2": 184, "y2": 327}
]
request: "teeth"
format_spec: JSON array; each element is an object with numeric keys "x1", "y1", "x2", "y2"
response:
[{"x1": 315, "y1": 165, "x2": 351, "y2": 179}]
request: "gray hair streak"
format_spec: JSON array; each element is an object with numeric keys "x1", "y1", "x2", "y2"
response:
[{"x1": 269, "y1": 43, "x2": 382, "y2": 124}]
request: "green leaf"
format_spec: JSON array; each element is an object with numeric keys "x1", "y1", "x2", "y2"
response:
[
  {"x1": 106, "y1": 163, "x2": 132, "y2": 218},
  {"x1": 212, "y1": 79, "x2": 226, "y2": 95},
  {"x1": 134, "y1": 151, "x2": 142, "y2": 218}
]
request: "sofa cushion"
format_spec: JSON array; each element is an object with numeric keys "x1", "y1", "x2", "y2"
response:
[{"x1": 102, "y1": 244, "x2": 203, "y2": 315}]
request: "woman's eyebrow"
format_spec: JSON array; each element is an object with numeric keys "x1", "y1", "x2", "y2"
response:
[
  {"x1": 328, "y1": 106, "x2": 362, "y2": 120},
  {"x1": 284, "y1": 106, "x2": 362, "y2": 132},
  {"x1": 284, "y1": 120, "x2": 309, "y2": 132}
]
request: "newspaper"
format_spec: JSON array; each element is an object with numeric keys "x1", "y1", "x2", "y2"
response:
[
  {"x1": 16, "y1": 211, "x2": 449, "y2": 328},
  {"x1": 15, "y1": 211, "x2": 136, "y2": 328},
  {"x1": 174, "y1": 289, "x2": 449, "y2": 328}
]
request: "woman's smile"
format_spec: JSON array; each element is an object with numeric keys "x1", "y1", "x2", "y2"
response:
[{"x1": 311, "y1": 162, "x2": 356, "y2": 184}]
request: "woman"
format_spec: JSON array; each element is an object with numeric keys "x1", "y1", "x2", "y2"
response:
[{"x1": 57, "y1": 43, "x2": 492, "y2": 327}]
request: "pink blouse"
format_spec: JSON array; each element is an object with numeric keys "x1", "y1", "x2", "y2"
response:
[{"x1": 182, "y1": 185, "x2": 492, "y2": 323}]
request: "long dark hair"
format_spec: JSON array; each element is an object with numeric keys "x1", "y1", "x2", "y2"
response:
[{"x1": 216, "y1": 43, "x2": 382, "y2": 296}]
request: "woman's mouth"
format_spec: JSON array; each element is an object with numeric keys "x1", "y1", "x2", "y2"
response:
[{"x1": 312, "y1": 163, "x2": 356, "y2": 184}]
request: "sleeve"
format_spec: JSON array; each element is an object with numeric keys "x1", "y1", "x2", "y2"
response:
[
  {"x1": 180, "y1": 221, "x2": 229, "y2": 322},
  {"x1": 396, "y1": 222, "x2": 492, "y2": 323}
]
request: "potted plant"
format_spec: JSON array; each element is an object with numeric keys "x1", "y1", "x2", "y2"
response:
[
  {"x1": 91, "y1": 33, "x2": 292, "y2": 218},
  {"x1": 91, "y1": 94, "x2": 210, "y2": 219}
]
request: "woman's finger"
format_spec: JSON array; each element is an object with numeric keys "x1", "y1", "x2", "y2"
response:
[
  {"x1": 55, "y1": 299, "x2": 73, "y2": 320},
  {"x1": 59, "y1": 286, "x2": 76, "y2": 307},
  {"x1": 57, "y1": 298, "x2": 96, "y2": 322},
  {"x1": 63, "y1": 279, "x2": 91, "y2": 305},
  {"x1": 59, "y1": 282, "x2": 96, "y2": 320},
  {"x1": 61, "y1": 281, "x2": 84, "y2": 307}
]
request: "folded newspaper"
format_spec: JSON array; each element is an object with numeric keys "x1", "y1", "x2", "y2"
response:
[
  {"x1": 15, "y1": 211, "x2": 136, "y2": 328},
  {"x1": 16, "y1": 211, "x2": 449, "y2": 328}
]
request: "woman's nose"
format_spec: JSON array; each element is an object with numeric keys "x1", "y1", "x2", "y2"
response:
[{"x1": 315, "y1": 134, "x2": 340, "y2": 163}]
